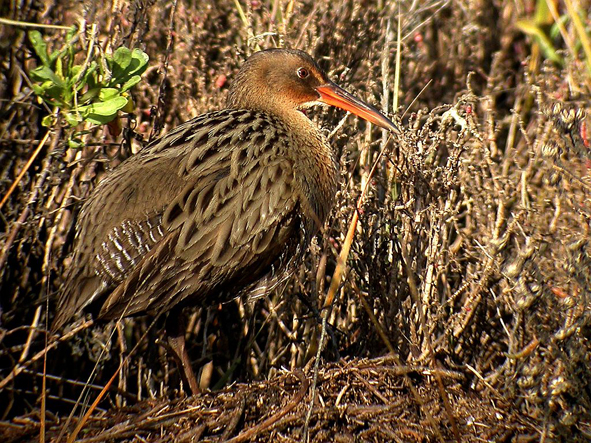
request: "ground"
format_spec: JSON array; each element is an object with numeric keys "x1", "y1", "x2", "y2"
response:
[{"x1": 0, "y1": 0, "x2": 590, "y2": 441}]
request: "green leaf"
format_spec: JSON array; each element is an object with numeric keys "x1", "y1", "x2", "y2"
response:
[
  {"x1": 70, "y1": 65, "x2": 81, "y2": 78},
  {"x1": 30, "y1": 65, "x2": 66, "y2": 91},
  {"x1": 516, "y1": 19, "x2": 564, "y2": 65},
  {"x1": 129, "y1": 49, "x2": 149, "y2": 75},
  {"x1": 28, "y1": 31, "x2": 50, "y2": 67},
  {"x1": 533, "y1": 0, "x2": 552, "y2": 26},
  {"x1": 79, "y1": 61, "x2": 98, "y2": 89},
  {"x1": 549, "y1": 15, "x2": 568, "y2": 40},
  {"x1": 41, "y1": 114, "x2": 56, "y2": 127},
  {"x1": 49, "y1": 39, "x2": 75, "y2": 66},
  {"x1": 114, "y1": 47, "x2": 133, "y2": 68},
  {"x1": 122, "y1": 95, "x2": 135, "y2": 113},
  {"x1": 55, "y1": 56, "x2": 64, "y2": 80},
  {"x1": 86, "y1": 67, "x2": 99, "y2": 90},
  {"x1": 79, "y1": 87, "x2": 100, "y2": 105},
  {"x1": 32, "y1": 84, "x2": 45, "y2": 96},
  {"x1": 64, "y1": 112, "x2": 83, "y2": 127},
  {"x1": 80, "y1": 95, "x2": 129, "y2": 115},
  {"x1": 43, "y1": 83, "x2": 67, "y2": 104},
  {"x1": 108, "y1": 48, "x2": 149, "y2": 86},
  {"x1": 119, "y1": 75, "x2": 141, "y2": 93},
  {"x1": 65, "y1": 25, "x2": 78, "y2": 43},
  {"x1": 84, "y1": 114, "x2": 116, "y2": 125},
  {"x1": 48, "y1": 48, "x2": 61, "y2": 65},
  {"x1": 79, "y1": 96, "x2": 129, "y2": 124},
  {"x1": 110, "y1": 47, "x2": 133, "y2": 81},
  {"x1": 68, "y1": 137, "x2": 83, "y2": 149},
  {"x1": 98, "y1": 88, "x2": 122, "y2": 101}
]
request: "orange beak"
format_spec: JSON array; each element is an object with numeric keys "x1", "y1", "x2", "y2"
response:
[{"x1": 316, "y1": 82, "x2": 399, "y2": 133}]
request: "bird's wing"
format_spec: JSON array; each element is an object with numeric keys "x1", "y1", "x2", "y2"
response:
[
  {"x1": 54, "y1": 109, "x2": 302, "y2": 329},
  {"x1": 94, "y1": 110, "x2": 302, "y2": 319}
]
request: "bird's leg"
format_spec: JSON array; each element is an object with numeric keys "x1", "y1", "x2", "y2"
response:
[
  {"x1": 165, "y1": 310, "x2": 200, "y2": 395},
  {"x1": 296, "y1": 291, "x2": 341, "y2": 360}
]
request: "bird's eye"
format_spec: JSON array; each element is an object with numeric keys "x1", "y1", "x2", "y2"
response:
[{"x1": 297, "y1": 67, "x2": 309, "y2": 79}]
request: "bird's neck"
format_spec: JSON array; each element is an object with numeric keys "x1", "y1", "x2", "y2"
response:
[{"x1": 283, "y1": 110, "x2": 339, "y2": 230}]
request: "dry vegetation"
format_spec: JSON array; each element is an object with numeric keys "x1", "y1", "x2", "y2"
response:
[{"x1": 1, "y1": 0, "x2": 591, "y2": 441}]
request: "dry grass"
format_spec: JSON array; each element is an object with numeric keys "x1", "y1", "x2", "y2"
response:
[{"x1": 1, "y1": 0, "x2": 590, "y2": 441}]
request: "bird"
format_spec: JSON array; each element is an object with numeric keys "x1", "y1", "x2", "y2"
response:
[{"x1": 52, "y1": 48, "x2": 399, "y2": 394}]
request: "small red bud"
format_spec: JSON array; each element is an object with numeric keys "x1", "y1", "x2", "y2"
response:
[{"x1": 215, "y1": 74, "x2": 227, "y2": 89}]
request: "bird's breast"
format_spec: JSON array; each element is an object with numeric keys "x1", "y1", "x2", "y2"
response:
[{"x1": 286, "y1": 114, "x2": 339, "y2": 231}]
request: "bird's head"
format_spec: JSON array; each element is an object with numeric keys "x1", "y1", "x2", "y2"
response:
[{"x1": 227, "y1": 48, "x2": 398, "y2": 133}]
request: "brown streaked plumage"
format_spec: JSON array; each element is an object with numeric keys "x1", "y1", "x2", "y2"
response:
[{"x1": 53, "y1": 48, "x2": 398, "y2": 393}]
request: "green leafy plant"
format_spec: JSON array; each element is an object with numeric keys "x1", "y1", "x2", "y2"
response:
[
  {"x1": 28, "y1": 27, "x2": 149, "y2": 133},
  {"x1": 516, "y1": 0, "x2": 564, "y2": 66},
  {"x1": 516, "y1": 0, "x2": 591, "y2": 76}
]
